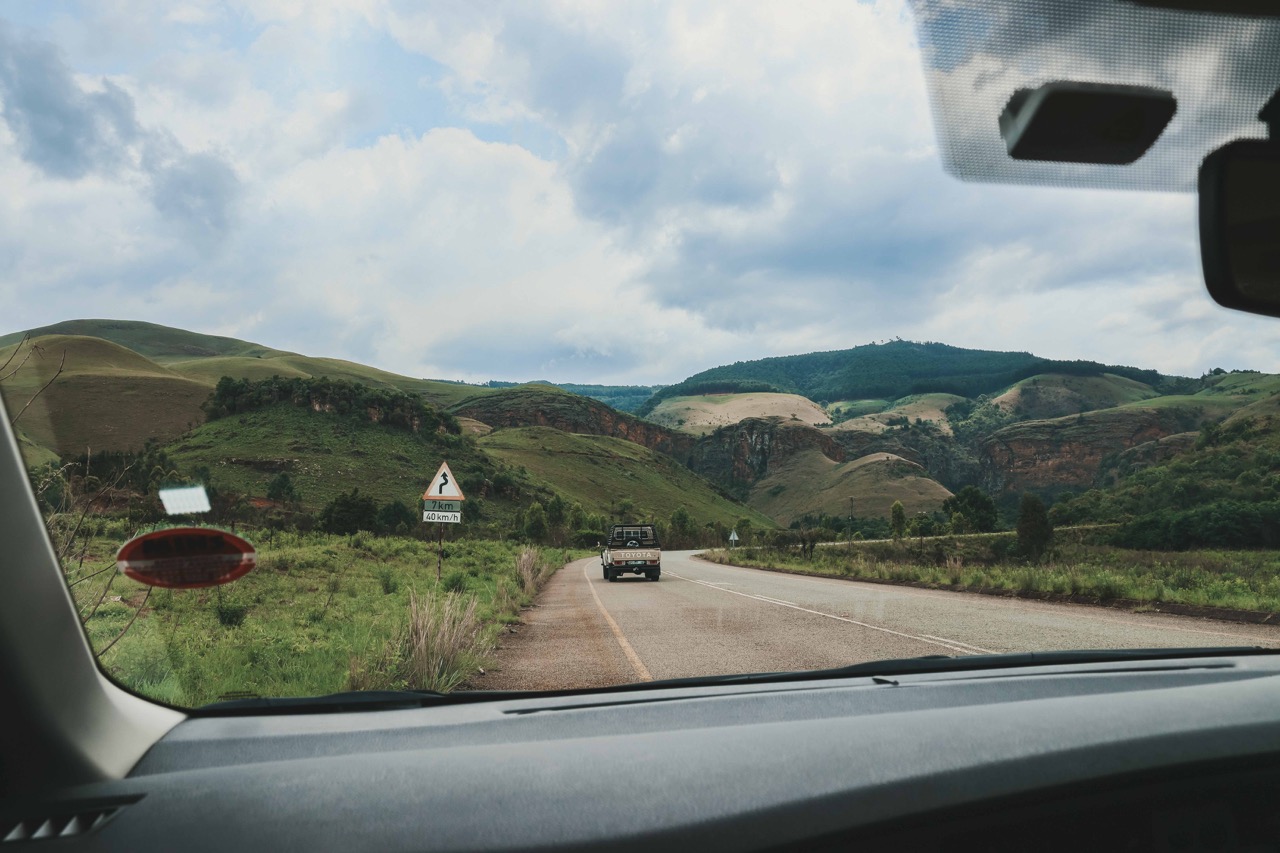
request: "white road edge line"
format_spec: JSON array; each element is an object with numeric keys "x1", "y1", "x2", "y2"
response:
[
  {"x1": 667, "y1": 571, "x2": 995, "y2": 655},
  {"x1": 582, "y1": 562, "x2": 653, "y2": 682}
]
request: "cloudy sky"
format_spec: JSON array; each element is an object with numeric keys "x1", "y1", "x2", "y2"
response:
[{"x1": 0, "y1": 0, "x2": 1277, "y2": 385}]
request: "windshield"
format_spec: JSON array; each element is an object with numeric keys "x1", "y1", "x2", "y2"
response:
[{"x1": 2, "y1": 0, "x2": 1279, "y2": 709}]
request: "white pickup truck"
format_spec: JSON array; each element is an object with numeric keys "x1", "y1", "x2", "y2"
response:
[{"x1": 600, "y1": 524, "x2": 661, "y2": 582}]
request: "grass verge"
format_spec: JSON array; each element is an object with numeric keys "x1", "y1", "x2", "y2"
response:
[
  {"x1": 703, "y1": 535, "x2": 1280, "y2": 616},
  {"x1": 67, "y1": 526, "x2": 581, "y2": 707}
]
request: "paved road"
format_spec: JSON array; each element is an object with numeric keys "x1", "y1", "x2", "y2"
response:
[{"x1": 475, "y1": 551, "x2": 1280, "y2": 691}]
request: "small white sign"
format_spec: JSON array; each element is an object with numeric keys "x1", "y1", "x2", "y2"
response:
[
  {"x1": 424, "y1": 500, "x2": 462, "y2": 512},
  {"x1": 423, "y1": 511, "x2": 462, "y2": 524},
  {"x1": 423, "y1": 461, "x2": 466, "y2": 501},
  {"x1": 728, "y1": 529, "x2": 739, "y2": 542},
  {"x1": 158, "y1": 485, "x2": 211, "y2": 515}
]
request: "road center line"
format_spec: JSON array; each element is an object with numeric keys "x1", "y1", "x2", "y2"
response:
[
  {"x1": 667, "y1": 571, "x2": 994, "y2": 655},
  {"x1": 582, "y1": 562, "x2": 653, "y2": 682}
]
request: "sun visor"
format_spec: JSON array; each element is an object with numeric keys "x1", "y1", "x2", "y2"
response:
[{"x1": 906, "y1": 0, "x2": 1280, "y2": 191}]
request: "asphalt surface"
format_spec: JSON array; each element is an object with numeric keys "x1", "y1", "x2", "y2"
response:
[{"x1": 475, "y1": 550, "x2": 1280, "y2": 691}]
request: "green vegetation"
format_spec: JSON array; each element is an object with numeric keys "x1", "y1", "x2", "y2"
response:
[
  {"x1": 943, "y1": 486, "x2": 998, "y2": 533},
  {"x1": 68, "y1": 525, "x2": 577, "y2": 706},
  {"x1": 704, "y1": 536, "x2": 1280, "y2": 614},
  {"x1": 164, "y1": 404, "x2": 519, "y2": 523},
  {"x1": 1016, "y1": 493, "x2": 1054, "y2": 561},
  {"x1": 203, "y1": 375, "x2": 460, "y2": 435},
  {"x1": 1053, "y1": 417, "x2": 1280, "y2": 549},
  {"x1": 479, "y1": 426, "x2": 772, "y2": 531}
]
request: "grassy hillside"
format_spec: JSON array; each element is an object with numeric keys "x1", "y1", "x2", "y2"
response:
[
  {"x1": 647, "y1": 392, "x2": 830, "y2": 435},
  {"x1": 165, "y1": 404, "x2": 512, "y2": 518},
  {"x1": 478, "y1": 426, "x2": 772, "y2": 529},
  {"x1": 0, "y1": 335, "x2": 212, "y2": 455},
  {"x1": 749, "y1": 450, "x2": 952, "y2": 524},
  {"x1": 991, "y1": 373, "x2": 1158, "y2": 419},
  {"x1": 0, "y1": 319, "x2": 287, "y2": 362}
]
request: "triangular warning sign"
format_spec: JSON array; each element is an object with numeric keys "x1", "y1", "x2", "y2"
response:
[{"x1": 424, "y1": 461, "x2": 465, "y2": 500}]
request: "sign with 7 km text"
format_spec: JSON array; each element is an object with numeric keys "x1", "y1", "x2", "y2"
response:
[{"x1": 423, "y1": 461, "x2": 465, "y2": 523}]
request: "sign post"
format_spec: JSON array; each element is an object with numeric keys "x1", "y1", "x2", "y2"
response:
[
  {"x1": 423, "y1": 461, "x2": 466, "y2": 581},
  {"x1": 729, "y1": 529, "x2": 739, "y2": 549}
]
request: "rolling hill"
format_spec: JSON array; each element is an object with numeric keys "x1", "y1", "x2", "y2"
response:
[
  {"x1": 0, "y1": 335, "x2": 212, "y2": 458},
  {"x1": 749, "y1": 450, "x2": 953, "y2": 525}
]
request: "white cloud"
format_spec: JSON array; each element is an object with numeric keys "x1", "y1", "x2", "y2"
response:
[{"x1": 0, "y1": 0, "x2": 1276, "y2": 386}]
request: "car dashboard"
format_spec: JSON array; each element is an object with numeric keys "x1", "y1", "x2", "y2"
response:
[{"x1": 6, "y1": 652, "x2": 1280, "y2": 851}]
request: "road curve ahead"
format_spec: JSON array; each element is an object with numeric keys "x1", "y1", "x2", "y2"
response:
[{"x1": 475, "y1": 551, "x2": 1280, "y2": 692}]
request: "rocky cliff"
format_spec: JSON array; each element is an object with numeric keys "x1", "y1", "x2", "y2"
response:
[
  {"x1": 980, "y1": 408, "x2": 1206, "y2": 494},
  {"x1": 453, "y1": 386, "x2": 695, "y2": 459},
  {"x1": 688, "y1": 418, "x2": 845, "y2": 499}
]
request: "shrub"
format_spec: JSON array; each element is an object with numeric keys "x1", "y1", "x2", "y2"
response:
[{"x1": 215, "y1": 600, "x2": 249, "y2": 628}]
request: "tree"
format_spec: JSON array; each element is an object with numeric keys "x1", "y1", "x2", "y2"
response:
[
  {"x1": 1016, "y1": 493, "x2": 1054, "y2": 561},
  {"x1": 546, "y1": 494, "x2": 567, "y2": 529},
  {"x1": 942, "y1": 486, "x2": 997, "y2": 533},
  {"x1": 890, "y1": 501, "x2": 906, "y2": 540},
  {"x1": 669, "y1": 507, "x2": 694, "y2": 546},
  {"x1": 319, "y1": 489, "x2": 379, "y2": 535},
  {"x1": 266, "y1": 472, "x2": 300, "y2": 506},
  {"x1": 524, "y1": 501, "x2": 549, "y2": 542},
  {"x1": 376, "y1": 499, "x2": 417, "y2": 534}
]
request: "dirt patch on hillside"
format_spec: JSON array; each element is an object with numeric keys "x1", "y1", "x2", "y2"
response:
[{"x1": 649, "y1": 393, "x2": 830, "y2": 435}]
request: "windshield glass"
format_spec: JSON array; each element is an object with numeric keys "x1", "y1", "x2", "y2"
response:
[{"x1": 2, "y1": 0, "x2": 1279, "y2": 709}]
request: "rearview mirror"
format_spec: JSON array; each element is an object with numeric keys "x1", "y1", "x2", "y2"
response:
[{"x1": 1199, "y1": 139, "x2": 1280, "y2": 318}]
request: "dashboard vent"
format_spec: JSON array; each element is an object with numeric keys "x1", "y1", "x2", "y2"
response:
[{"x1": 1, "y1": 797, "x2": 137, "y2": 843}]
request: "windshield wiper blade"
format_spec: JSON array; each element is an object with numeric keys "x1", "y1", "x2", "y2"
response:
[
  {"x1": 193, "y1": 647, "x2": 1275, "y2": 714},
  {"x1": 624, "y1": 645, "x2": 1274, "y2": 692},
  {"x1": 196, "y1": 688, "x2": 531, "y2": 715}
]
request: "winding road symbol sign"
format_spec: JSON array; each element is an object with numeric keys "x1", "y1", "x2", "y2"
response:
[{"x1": 424, "y1": 461, "x2": 466, "y2": 501}]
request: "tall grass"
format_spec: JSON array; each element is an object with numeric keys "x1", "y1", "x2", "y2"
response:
[{"x1": 348, "y1": 591, "x2": 488, "y2": 693}]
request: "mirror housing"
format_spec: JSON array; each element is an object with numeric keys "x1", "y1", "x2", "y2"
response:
[{"x1": 1199, "y1": 139, "x2": 1280, "y2": 318}]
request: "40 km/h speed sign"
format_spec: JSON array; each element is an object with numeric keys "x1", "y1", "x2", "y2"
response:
[
  {"x1": 423, "y1": 462, "x2": 465, "y2": 524},
  {"x1": 424, "y1": 461, "x2": 466, "y2": 579}
]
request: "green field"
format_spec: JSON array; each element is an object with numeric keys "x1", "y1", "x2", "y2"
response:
[
  {"x1": 69, "y1": 524, "x2": 577, "y2": 706},
  {"x1": 479, "y1": 426, "x2": 773, "y2": 529}
]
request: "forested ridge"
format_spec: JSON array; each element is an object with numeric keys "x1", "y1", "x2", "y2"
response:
[{"x1": 637, "y1": 340, "x2": 1172, "y2": 415}]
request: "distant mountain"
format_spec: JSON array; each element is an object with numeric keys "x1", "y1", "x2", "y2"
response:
[{"x1": 636, "y1": 340, "x2": 1176, "y2": 416}]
